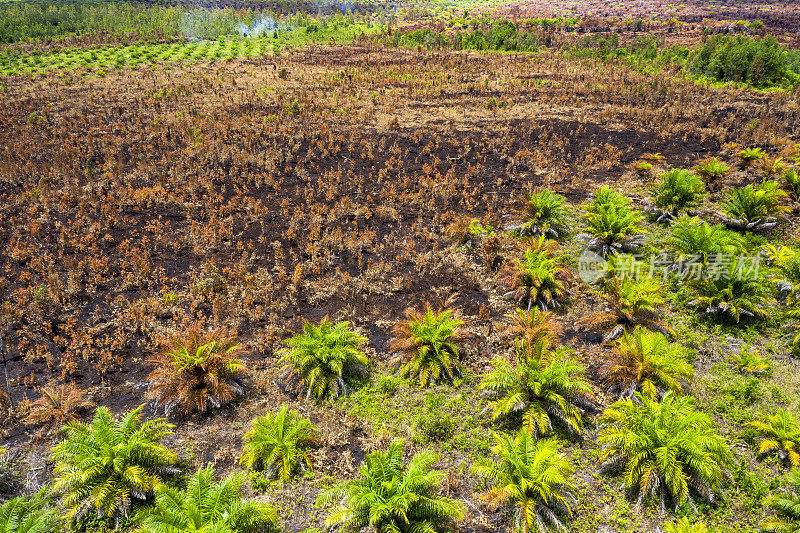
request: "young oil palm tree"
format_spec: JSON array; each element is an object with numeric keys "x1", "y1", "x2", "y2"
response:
[
  {"x1": 598, "y1": 392, "x2": 731, "y2": 511},
  {"x1": 498, "y1": 237, "x2": 570, "y2": 311},
  {"x1": 687, "y1": 257, "x2": 773, "y2": 323},
  {"x1": 502, "y1": 307, "x2": 562, "y2": 349},
  {"x1": 580, "y1": 203, "x2": 646, "y2": 258},
  {"x1": 601, "y1": 327, "x2": 693, "y2": 400},
  {"x1": 135, "y1": 465, "x2": 278, "y2": 533},
  {"x1": 50, "y1": 405, "x2": 179, "y2": 527},
  {"x1": 747, "y1": 409, "x2": 800, "y2": 467},
  {"x1": 25, "y1": 382, "x2": 94, "y2": 436},
  {"x1": 147, "y1": 325, "x2": 247, "y2": 415},
  {"x1": 317, "y1": 439, "x2": 463, "y2": 532},
  {"x1": 278, "y1": 318, "x2": 370, "y2": 402},
  {"x1": 472, "y1": 430, "x2": 576, "y2": 533},
  {"x1": 648, "y1": 168, "x2": 706, "y2": 222},
  {"x1": 739, "y1": 147, "x2": 766, "y2": 169},
  {"x1": 579, "y1": 277, "x2": 671, "y2": 342},
  {"x1": 693, "y1": 157, "x2": 730, "y2": 191},
  {"x1": 239, "y1": 406, "x2": 319, "y2": 482},
  {"x1": 762, "y1": 468, "x2": 800, "y2": 533},
  {"x1": 480, "y1": 339, "x2": 594, "y2": 439},
  {"x1": 388, "y1": 303, "x2": 464, "y2": 387},
  {"x1": 784, "y1": 168, "x2": 800, "y2": 202},
  {"x1": 667, "y1": 215, "x2": 745, "y2": 264},
  {"x1": 510, "y1": 189, "x2": 571, "y2": 240},
  {"x1": 0, "y1": 496, "x2": 60, "y2": 533},
  {"x1": 586, "y1": 186, "x2": 631, "y2": 214},
  {"x1": 721, "y1": 180, "x2": 788, "y2": 232}
]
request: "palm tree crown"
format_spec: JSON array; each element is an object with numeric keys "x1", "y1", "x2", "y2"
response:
[
  {"x1": 278, "y1": 318, "x2": 370, "y2": 402},
  {"x1": 147, "y1": 325, "x2": 247, "y2": 415},
  {"x1": 598, "y1": 392, "x2": 730, "y2": 511},
  {"x1": 389, "y1": 303, "x2": 465, "y2": 387},
  {"x1": 480, "y1": 339, "x2": 594, "y2": 438},
  {"x1": 317, "y1": 439, "x2": 463, "y2": 533},
  {"x1": 472, "y1": 429, "x2": 576, "y2": 533},
  {"x1": 50, "y1": 405, "x2": 178, "y2": 526},
  {"x1": 239, "y1": 406, "x2": 319, "y2": 482},
  {"x1": 747, "y1": 409, "x2": 800, "y2": 467},
  {"x1": 601, "y1": 327, "x2": 693, "y2": 400},
  {"x1": 135, "y1": 465, "x2": 278, "y2": 533}
]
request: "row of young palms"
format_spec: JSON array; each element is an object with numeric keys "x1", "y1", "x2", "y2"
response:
[{"x1": 6, "y1": 301, "x2": 800, "y2": 533}]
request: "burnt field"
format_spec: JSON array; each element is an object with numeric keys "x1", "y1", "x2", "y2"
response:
[{"x1": 1, "y1": 37, "x2": 800, "y2": 532}]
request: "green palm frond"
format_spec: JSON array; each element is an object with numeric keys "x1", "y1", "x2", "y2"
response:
[
  {"x1": 748, "y1": 409, "x2": 800, "y2": 467},
  {"x1": 480, "y1": 339, "x2": 594, "y2": 439},
  {"x1": 278, "y1": 317, "x2": 370, "y2": 402},
  {"x1": 598, "y1": 392, "x2": 730, "y2": 510},
  {"x1": 762, "y1": 468, "x2": 800, "y2": 533},
  {"x1": 50, "y1": 405, "x2": 178, "y2": 527},
  {"x1": 317, "y1": 439, "x2": 463, "y2": 533},
  {"x1": 239, "y1": 406, "x2": 319, "y2": 482},
  {"x1": 473, "y1": 430, "x2": 576, "y2": 533},
  {"x1": 0, "y1": 496, "x2": 60, "y2": 533},
  {"x1": 136, "y1": 465, "x2": 278, "y2": 533}
]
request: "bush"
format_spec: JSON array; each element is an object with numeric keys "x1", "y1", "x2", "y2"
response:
[{"x1": 690, "y1": 34, "x2": 795, "y2": 88}]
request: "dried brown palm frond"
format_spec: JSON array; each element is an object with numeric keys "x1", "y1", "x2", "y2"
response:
[
  {"x1": 147, "y1": 324, "x2": 247, "y2": 416},
  {"x1": 25, "y1": 382, "x2": 94, "y2": 435},
  {"x1": 502, "y1": 307, "x2": 562, "y2": 348}
]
